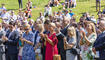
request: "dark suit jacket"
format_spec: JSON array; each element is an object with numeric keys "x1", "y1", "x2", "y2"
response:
[
  {"x1": 4, "y1": 30, "x2": 19, "y2": 54},
  {"x1": 93, "y1": 32, "x2": 105, "y2": 59},
  {"x1": 56, "y1": 32, "x2": 64, "y2": 50},
  {"x1": 61, "y1": 25, "x2": 70, "y2": 36},
  {"x1": 56, "y1": 32, "x2": 66, "y2": 60}
]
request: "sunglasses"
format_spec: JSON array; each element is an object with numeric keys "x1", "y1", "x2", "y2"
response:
[
  {"x1": 24, "y1": 29, "x2": 29, "y2": 31},
  {"x1": 9, "y1": 26, "x2": 13, "y2": 28}
]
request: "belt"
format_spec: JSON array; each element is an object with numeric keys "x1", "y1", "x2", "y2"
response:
[{"x1": 66, "y1": 49, "x2": 71, "y2": 51}]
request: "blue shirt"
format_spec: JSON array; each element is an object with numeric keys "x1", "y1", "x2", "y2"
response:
[{"x1": 69, "y1": 13, "x2": 74, "y2": 17}]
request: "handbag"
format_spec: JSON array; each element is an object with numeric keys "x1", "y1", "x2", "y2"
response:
[
  {"x1": 53, "y1": 55, "x2": 61, "y2": 60},
  {"x1": 70, "y1": 48, "x2": 78, "y2": 55}
]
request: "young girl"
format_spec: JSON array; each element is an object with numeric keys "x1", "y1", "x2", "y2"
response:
[
  {"x1": 24, "y1": 6, "x2": 32, "y2": 18},
  {"x1": 28, "y1": 0, "x2": 32, "y2": 9},
  {"x1": 64, "y1": 26, "x2": 77, "y2": 60}
]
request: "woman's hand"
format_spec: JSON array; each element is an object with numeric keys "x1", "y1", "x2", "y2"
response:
[
  {"x1": 83, "y1": 32, "x2": 91, "y2": 46},
  {"x1": 44, "y1": 34, "x2": 48, "y2": 41},
  {"x1": 80, "y1": 31, "x2": 85, "y2": 45},
  {"x1": 92, "y1": 47, "x2": 96, "y2": 54},
  {"x1": 19, "y1": 37, "x2": 24, "y2": 42},
  {"x1": 44, "y1": 34, "x2": 54, "y2": 46},
  {"x1": 2, "y1": 36, "x2": 8, "y2": 42},
  {"x1": 64, "y1": 37, "x2": 67, "y2": 50},
  {"x1": 80, "y1": 31, "x2": 83, "y2": 39},
  {"x1": 82, "y1": 31, "x2": 86, "y2": 37},
  {"x1": 39, "y1": 33, "x2": 44, "y2": 38},
  {"x1": 34, "y1": 46, "x2": 37, "y2": 50},
  {"x1": 64, "y1": 37, "x2": 66, "y2": 42},
  {"x1": 67, "y1": 44, "x2": 73, "y2": 49}
]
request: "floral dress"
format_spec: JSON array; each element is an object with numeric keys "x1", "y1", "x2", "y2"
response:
[
  {"x1": 81, "y1": 33, "x2": 97, "y2": 60},
  {"x1": 22, "y1": 32, "x2": 35, "y2": 60}
]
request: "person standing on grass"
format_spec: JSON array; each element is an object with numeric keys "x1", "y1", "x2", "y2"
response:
[
  {"x1": 18, "y1": 0, "x2": 23, "y2": 8},
  {"x1": 96, "y1": 0, "x2": 101, "y2": 12}
]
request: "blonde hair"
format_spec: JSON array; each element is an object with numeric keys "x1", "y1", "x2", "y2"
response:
[
  {"x1": 90, "y1": 23, "x2": 96, "y2": 33},
  {"x1": 37, "y1": 24, "x2": 44, "y2": 33},
  {"x1": 24, "y1": 23, "x2": 30, "y2": 28},
  {"x1": 67, "y1": 26, "x2": 76, "y2": 37},
  {"x1": 49, "y1": 23, "x2": 56, "y2": 29}
]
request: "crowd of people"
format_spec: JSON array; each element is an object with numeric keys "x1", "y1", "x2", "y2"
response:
[{"x1": 0, "y1": 0, "x2": 105, "y2": 60}]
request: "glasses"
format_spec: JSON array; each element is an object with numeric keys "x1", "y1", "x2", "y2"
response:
[
  {"x1": 48, "y1": 25, "x2": 52, "y2": 28},
  {"x1": 24, "y1": 29, "x2": 29, "y2": 31},
  {"x1": 9, "y1": 26, "x2": 13, "y2": 28}
]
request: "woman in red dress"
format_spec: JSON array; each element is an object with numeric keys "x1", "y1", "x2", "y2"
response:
[{"x1": 44, "y1": 23, "x2": 58, "y2": 60}]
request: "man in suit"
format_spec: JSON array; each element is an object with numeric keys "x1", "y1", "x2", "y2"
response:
[
  {"x1": 2, "y1": 22, "x2": 19, "y2": 60},
  {"x1": 55, "y1": 22, "x2": 66, "y2": 60},
  {"x1": 61, "y1": 16, "x2": 70, "y2": 36},
  {"x1": 93, "y1": 20, "x2": 105, "y2": 60},
  {"x1": 96, "y1": 0, "x2": 101, "y2": 11},
  {"x1": 18, "y1": 0, "x2": 23, "y2": 8}
]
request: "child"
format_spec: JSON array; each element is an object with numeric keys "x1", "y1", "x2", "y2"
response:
[
  {"x1": 28, "y1": 0, "x2": 32, "y2": 9},
  {"x1": 24, "y1": 6, "x2": 32, "y2": 18}
]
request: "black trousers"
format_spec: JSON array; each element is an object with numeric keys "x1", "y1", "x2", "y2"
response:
[
  {"x1": 94, "y1": 58, "x2": 99, "y2": 60},
  {"x1": 96, "y1": 1, "x2": 101, "y2": 11},
  {"x1": 18, "y1": 0, "x2": 23, "y2": 8},
  {"x1": 58, "y1": 48, "x2": 66, "y2": 60},
  {"x1": 41, "y1": 46, "x2": 46, "y2": 60},
  {"x1": 6, "y1": 53, "x2": 18, "y2": 60}
]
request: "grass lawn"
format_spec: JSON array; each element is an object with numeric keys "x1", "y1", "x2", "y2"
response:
[{"x1": 0, "y1": 0, "x2": 105, "y2": 22}]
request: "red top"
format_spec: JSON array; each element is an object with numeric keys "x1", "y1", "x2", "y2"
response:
[{"x1": 45, "y1": 33, "x2": 58, "y2": 60}]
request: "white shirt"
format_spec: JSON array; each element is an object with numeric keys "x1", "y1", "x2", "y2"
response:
[
  {"x1": 17, "y1": 15, "x2": 23, "y2": 21},
  {"x1": 66, "y1": 13, "x2": 71, "y2": 19},
  {"x1": 37, "y1": 16, "x2": 45, "y2": 23},
  {"x1": 1, "y1": 12, "x2": 10, "y2": 18},
  {"x1": 33, "y1": 31, "x2": 41, "y2": 44},
  {"x1": 9, "y1": 14, "x2": 17, "y2": 21},
  {"x1": 44, "y1": 7, "x2": 52, "y2": 15},
  {"x1": 72, "y1": 0, "x2": 76, "y2": 2},
  {"x1": 1, "y1": 12, "x2": 10, "y2": 23}
]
